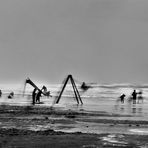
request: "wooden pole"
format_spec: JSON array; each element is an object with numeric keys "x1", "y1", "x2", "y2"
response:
[
  {"x1": 71, "y1": 76, "x2": 83, "y2": 104},
  {"x1": 23, "y1": 81, "x2": 27, "y2": 97},
  {"x1": 70, "y1": 77, "x2": 79, "y2": 104},
  {"x1": 55, "y1": 75, "x2": 69, "y2": 104}
]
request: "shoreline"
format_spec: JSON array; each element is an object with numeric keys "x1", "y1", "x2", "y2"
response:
[
  {"x1": 0, "y1": 105, "x2": 148, "y2": 147},
  {"x1": 1, "y1": 105, "x2": 148, "y2": 127}
]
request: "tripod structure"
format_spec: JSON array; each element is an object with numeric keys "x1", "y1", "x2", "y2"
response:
[{"x1": 55, "y1": 75, "x2": 83, "y2": 104}]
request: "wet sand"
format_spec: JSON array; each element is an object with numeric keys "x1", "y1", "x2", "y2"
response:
[
  {"x1": 0, "y1": 105, "x2": 148, "y2": 147},
  {"x1": 0, "y1": 129, "x2": 147, "y2": 148}
]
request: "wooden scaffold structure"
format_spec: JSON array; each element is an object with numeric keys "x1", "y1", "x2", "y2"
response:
[{"x1": 54, "y1": 74, "x2": 83, "y2": 104}]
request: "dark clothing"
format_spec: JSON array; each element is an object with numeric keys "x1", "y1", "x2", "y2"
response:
[
  {"x1": 81, "y1": 82, "x2": 89, "y2": 90},
  {"x1": 132, "y1": 90, "x2": 137, "y2": 104},
  {"x1": 8, "y1": 92, "x2": 14, "y2": 99},
  {"x1": 132, "y1": 91, "x2": 137, "y2": 100},
  {"x1": 120, "y1": 94, "x2": 125, "y2": 103},
  {"x1": 36, "y1": 91, "x2": 42, "y2": 103}
]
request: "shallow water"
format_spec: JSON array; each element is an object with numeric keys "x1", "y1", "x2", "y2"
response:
[
  {"x1": 0, "y1": 83, "x2": 148, "y2": 135},
  {"x1": 0, "y1": 94, "x2": 148, "y2": 118}
]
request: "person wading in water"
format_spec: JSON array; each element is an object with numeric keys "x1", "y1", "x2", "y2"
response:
[
  {"x1": 36, "y1": 90, "x2": 42, "y2": 103},
  {"x1": 132, "y1": 90, "x2": 137, "y2": 104},
  {"x1": 120, "y1": 94, "x2": 126, "y2": 103},
  {"x1": 32, "y1": 88, "x2": 37, "y2": 105},
  {"x1": 36, "y1": 86, "x2": 46, "y2": 103}
]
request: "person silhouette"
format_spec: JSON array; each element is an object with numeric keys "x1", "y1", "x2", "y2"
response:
[
  {"x1": 36, "y1": 86, "x2": 45, "y2": 103},
  {"x1": 36, "y1": 90, "x2": 42, "y2": 103},
  {"x1": 8, "y1": 92, "x2": 14, "y2": 99},
  {"x1": 120, "y1": 94, "x2": 126, "y2": 103},
  {"x1": 32, "y1": 88, "x2": 37, "y2": 105},
  {"x1": 137, "y1": 91, "x2": 143, "y2": 103},
  {"x1": 81, "y1": 82, "x2": 90, "y2": 90},
  {"x1": 132, "y1": 90, "x2": 137, "y2": 104}
]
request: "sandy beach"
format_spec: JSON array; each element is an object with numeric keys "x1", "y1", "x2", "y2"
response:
[
  {"x1": 0, "y1": 83, "x2": 147, "y2": 147},
  {"x1": 0, "y1": 104, "x2": 147, "y2": 148},
  {"x1": 1, "y1": 0, "x2": 148, "y2": 147}
]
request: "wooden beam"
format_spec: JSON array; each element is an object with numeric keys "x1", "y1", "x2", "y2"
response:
[
  {"x1": 24, "y1": 78, "x2": 46, "y2": 96},
  {"x1": 71, "y1": 76, "x2": 83, "y2": 104},
  {"x1": 55, "y1": 75, "x2": 69, "y2": 104},
  {"x1": 70, "y1": 77, "x2": 79, "y2": 104}
]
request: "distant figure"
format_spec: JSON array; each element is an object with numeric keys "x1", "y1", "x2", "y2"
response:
[
  {"x1": 36, "y1": 86, "x2": 45, "y2": 103},
  {"x1": 32, "y1": 88, "x2": 37, "y2": 105},
  {"x1": 120, "y1": 94, "x2": 126, "y2": 103},
  {"x1": 41, "y1": 86, "x2": 52, "y2": 97},
  {"x1": 36, "y1": 90, "x2": 42, "y2": 103},
  {"x1": 8, "y1": 92, "x2": 14, "y2": 99},
  {"x1": 127, "y1": 96, "x2": 132, "y2": 103},
  {"x1": 42, "y1": 86, "x2": 47, "y2": 93},
  {"x1": 137, "y1": 91, "x2": 143, "y2": 103},
  {"x1": 81, "y1": 82, "x2": 89, "y2": 90},
  {"x1": 46, "y1": 91, "x2": 52, "y2": 98},
  {"x1": 132, "y1": 90, "x2": 137, "y2": 104},
  {"x1": 0, "y1": 90, "x2": 2, "y2": 97}
]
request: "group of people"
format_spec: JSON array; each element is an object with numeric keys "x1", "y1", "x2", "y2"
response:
[
  {"x1": 0, "y1": 86, "x2": 51, "y2": 105},
  {"x1": 0, "y1": 90, "x2": 14, "y2": 99},
  {"x1": 119, "y1": 90, "x2": 143, "y2": 104},
  {"x1": 32, "y1": 86, "x2": 51, "y2": 105},
  {"x1": 32, "y1": 87, "x2": 43, "y2": 105},
  {"x1": 0, "y1": 87, "x2": 144, "y2": 105}
]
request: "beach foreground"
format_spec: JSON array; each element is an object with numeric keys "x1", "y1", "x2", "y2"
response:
[
  {"x1": 0, "y1": 129, "x2": 147, "y2": 148},
  {"x1": 0, "y1": 105, "x2": 148, "y2": 147}
]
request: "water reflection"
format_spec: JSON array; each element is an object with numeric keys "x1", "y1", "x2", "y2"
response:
[
  {"x1": 132, "y1": 107, "x2": 136, "y2": 114},
  {"x1": 114, "y1": 99, "x2": 143, "y2": 115},
  {"x1": 120, "y1": 106, "x2": 124, "y2": 112},
  {"x1": 138, "y1": 107, "x2": 142, "y2": 113}
]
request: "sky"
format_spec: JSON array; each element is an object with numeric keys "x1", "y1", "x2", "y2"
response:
[{"x1": 0, "y1": 0, "x2": 148, "y2": 84}]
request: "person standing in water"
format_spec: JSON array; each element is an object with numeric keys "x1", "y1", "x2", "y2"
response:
[
  {"x1": 120, "y1": 94, "x2": 126, "y2": 103},
  {"x1": 36, "y1": 86, "x2": 45, "y2": 103},
  {"x1": 36, "y1": 90, "x2": 42, "y2": 103},
  {"x1": 8, "y1": 92, "x2": 14, "y2": 99},
  {"x1": 132, "y1": 90, "x2": 137, "y2": 104},
  {"x1": 137, "y1": 90, "x2": 143, "y2": 103},
  {"x1": 32, "y1": 88, "x2": 37, "y2": 105}
]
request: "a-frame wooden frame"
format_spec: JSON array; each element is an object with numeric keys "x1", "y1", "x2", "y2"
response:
[{"x1": 55, "y1": 75, "x2": 83, "y2": 104}]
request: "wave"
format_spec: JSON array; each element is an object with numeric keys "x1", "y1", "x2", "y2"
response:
[{"x1": 88, "y1": 83, "x2": 148, "y2": 89}]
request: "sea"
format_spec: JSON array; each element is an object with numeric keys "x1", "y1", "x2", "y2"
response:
[
  {"x1": 1, "y1": 82, "x2": 148, "y2": 135},
  {"x1": 0, "y1": 82, "x2": 148, "y2": 118}
]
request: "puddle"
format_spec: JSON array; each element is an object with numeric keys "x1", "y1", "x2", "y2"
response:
[
  {"x1": 101, "y1": 134, "x2": 127, "y2": 144},
  {"x1": 100, "y1": 134, "x2": 128, "y2": 147},
  {"x1": 129, "y1": 128, "x2": 148, "y2": 135},
  {"x1": 27, "y1": 124, "x2": 52, "y2": 131}
]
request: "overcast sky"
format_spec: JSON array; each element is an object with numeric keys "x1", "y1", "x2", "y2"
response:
[{"x1": 0, "y1": 0, "x2": 148, "y2": 84}]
